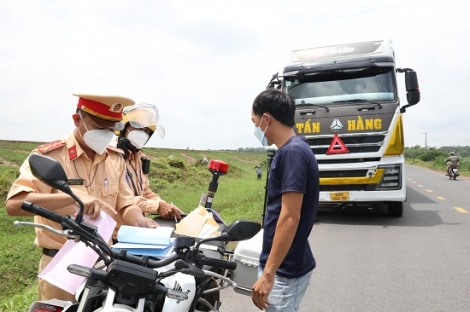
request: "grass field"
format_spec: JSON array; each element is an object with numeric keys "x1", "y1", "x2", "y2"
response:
[{"x1": 0, "y1": 140, "x2": 269, "y2": 311}]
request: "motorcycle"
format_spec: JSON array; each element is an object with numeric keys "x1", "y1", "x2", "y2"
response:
[
  {"x1": 447, "y1": 165, "x2": 459, "y2": 180},
  {"x1": 16, "y1": 154, "x2": 261, "y2": 312}
]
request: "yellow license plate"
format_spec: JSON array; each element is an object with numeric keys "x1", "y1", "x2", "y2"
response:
[{"x1": 330, "y1": 192, "x2": 349, "y2": 201}]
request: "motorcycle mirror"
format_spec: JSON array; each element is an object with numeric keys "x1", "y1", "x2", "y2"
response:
[
  {"x1": 28, "y1": 154, "x2": 86, "y2": 224},
  {"x1": 196, "y1": 220, "x2": 261, "y2": 249},
  {"x1": 222, "y1": 220, "x2": 262, "y2": 241},
  {"x1": 29, "y1": 154, "x2": 70, "y2": 192}
]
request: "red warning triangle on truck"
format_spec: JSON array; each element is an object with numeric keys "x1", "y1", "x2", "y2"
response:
[{"x1": 326, "y1": 134, "x2": 349, "y2": 154}]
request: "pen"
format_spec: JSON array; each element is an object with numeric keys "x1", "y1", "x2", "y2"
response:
[
  {"x1": 171, "y1": 201, "x2": 178, "y2": 223},
  {"x1": 104, "y1": 178, "x2": 108, "y2": 191}
]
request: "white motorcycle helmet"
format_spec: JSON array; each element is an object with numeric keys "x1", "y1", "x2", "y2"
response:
[
  {"x1": 115, "y1": 104, "x2": 165, "y2": 154},
  {"x1": 119, "y1": 103, "x2": 165, "y2": 139}
]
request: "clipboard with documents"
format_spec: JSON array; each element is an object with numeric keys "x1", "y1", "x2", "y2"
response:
[{"x1": 112, "y1": 225, "x2": 175, "y2": 258}]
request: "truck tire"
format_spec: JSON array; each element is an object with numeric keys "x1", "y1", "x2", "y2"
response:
[{"x1": 388, "y1": 201, "x2": 403, "y2": 217}]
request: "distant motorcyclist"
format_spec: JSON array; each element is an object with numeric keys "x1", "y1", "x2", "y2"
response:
[{"x1": 445, "y1": 152, "x2": 460, "y2": 176}]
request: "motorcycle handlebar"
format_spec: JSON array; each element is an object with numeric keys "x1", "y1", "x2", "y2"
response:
[
  {"x1": 20, "y1": 200, "x2": 235, "y2": 275},
  {"x1": 21, "y1": 201, "x2": 65, "y2": 224},
  {"x1": 111, "y1": 249, "x2": 181, "y2": 269},
  {"x1": 20, "y1": 200, "x2": 182, "y2": 270},
  {"x1": 204, "y1": 257, "x2": 237, "y2": 271}
]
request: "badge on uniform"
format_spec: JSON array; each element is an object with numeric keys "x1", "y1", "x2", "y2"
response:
[{"x1": 67, "y1": 179, "x2": 84, "y2": 185}]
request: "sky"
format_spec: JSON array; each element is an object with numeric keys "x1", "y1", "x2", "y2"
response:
[{"x1": 1, "y1": 0, "x2": 469, "y2": 150}]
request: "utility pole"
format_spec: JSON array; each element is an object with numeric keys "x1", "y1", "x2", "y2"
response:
[{"x1": 421, "y1": 132, "x2": 428, "y2": 149}]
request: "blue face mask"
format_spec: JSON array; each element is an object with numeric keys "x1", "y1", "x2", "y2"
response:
[{"x1": 253, "y1": 116, "x2": 270, "y2": 146}]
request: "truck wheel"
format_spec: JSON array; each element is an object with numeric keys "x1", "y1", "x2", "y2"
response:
[{"x1": 388, "y1": 202, "x2": 403, "y2": 217}]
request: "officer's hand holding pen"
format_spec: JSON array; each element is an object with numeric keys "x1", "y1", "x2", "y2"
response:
[
  {"x1": 158, "y1": 201, "x2": 183, "y2": 221},
  {"x1": 170, "y1": 201, "x2": 184, "y2": 222}
]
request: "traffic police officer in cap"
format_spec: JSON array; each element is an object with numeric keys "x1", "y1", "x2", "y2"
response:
[
  {"x1": 6, "y1": 93, "x2": 159, "y2": 301},
  {"x1": 112, "y1": 103, "x2": 183, "y2": 240}
]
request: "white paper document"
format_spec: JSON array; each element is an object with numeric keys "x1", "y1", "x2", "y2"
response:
[{"x1": 39, "y1": 210, "x2": 117, "y2": 295}]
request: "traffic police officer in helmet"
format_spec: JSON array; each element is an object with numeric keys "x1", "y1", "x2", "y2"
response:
[{"x1": 114, "y1": 104, "x2": 183, "y2": 240}]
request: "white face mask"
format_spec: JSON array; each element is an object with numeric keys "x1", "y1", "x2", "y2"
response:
[
  {"x1": 79, "y1": 116, "x2": 114, "y2": 155},
  {"x1": 127, "y1": 130, "x2": 149, "y2": 150},
  {"x1": 253, "y1": 116, "x2": 270, "y2": 147}
]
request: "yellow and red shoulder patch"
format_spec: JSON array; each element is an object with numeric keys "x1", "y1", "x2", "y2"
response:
[{"x1": 36, "y1": 140, "x2": 66, "y2": 154}]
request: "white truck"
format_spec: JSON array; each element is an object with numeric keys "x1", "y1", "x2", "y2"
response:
[{"x1": 267, "y1": 39, "x2": 420, "y2": 216}]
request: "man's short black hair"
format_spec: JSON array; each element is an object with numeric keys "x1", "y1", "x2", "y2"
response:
[{"x1": 252, "y1": 89, "x2": 295, "y2": 127}]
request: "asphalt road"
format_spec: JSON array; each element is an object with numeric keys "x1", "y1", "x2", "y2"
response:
[{"x1": 220, "y1": 164, "x2": 470, "y2": 311}]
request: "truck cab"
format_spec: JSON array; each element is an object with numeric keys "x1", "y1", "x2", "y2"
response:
[{"x1": 268, "y1": 40, "x2": 420, "y2": 216}]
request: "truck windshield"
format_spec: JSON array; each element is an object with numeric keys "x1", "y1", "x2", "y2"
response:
[{"x1": 284, "y1": 67, "x2": 396, "y2": 106}]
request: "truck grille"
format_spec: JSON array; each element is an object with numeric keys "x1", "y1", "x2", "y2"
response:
[
  {"x1": 319, "y1": 170, "x2": 368, "y2": 178},
  {"x1": 317, "y1": 158, "x2": 381, "y2": 165},
  {"x1": 305, "y1": 132, "x2": 387, "y2": 155}
]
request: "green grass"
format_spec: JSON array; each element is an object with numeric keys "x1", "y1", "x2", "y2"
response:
[
  {"x1": 0, "y1": 140, "x2": 41, "y2": 166},
  {"x1": 140, "y1": 148, "x2": 268, "y2": 224},
  {"x1": 0, "y1": 141, "x2": 268, "y2": 311},
  {"x1": 0, "y1": 209, "x2": 40, "y2": 311}
]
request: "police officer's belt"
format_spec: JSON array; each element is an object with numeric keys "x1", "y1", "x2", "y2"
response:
[{"x1": 42, "y1": 248, "x2": 59, "y2": 257}]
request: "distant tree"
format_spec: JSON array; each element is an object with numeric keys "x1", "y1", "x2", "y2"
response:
[
  {"x1": 438, "y1": 146, "x2": 470, "y2": 157},
  {"x1": 405, "y1": 146, "x2": 450, "y2": 162},
  {"x1": 404, "y1": 145, "x2": 425, "y2": 159},
  {"x1": 418, "y1": 147, "x2": 447, "y2": 162}
]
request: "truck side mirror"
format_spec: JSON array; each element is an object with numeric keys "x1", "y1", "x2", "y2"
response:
[
  {"x1": 405, "y1": 70, "x2": 420, "y2": 105},
  {"x1": 398, "y1": 68, "x2": 420, "y2": 113},
  {"x1": 267, "y1": 72, "x2": 282, "y2": 89}
]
